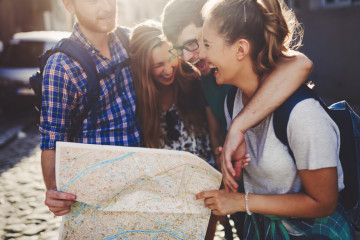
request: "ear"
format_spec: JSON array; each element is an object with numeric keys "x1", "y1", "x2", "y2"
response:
[
  {"x1": 62, "y1": 0, "x2": 75, "y2": 14},
  {"x1": 232, "y1": 39, "x2": 250, "y2": 61}
]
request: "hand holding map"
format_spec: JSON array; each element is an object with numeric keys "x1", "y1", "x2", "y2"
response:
[{"x1": 56, "y1": 142, "x2": 222, "y2": 239}]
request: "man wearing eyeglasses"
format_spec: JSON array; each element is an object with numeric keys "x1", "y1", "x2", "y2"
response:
[{"x1": 161, "y1": 0, "x2": 313, "y2": 239}]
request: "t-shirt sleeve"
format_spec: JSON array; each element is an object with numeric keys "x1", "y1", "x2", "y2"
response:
[{"x1": 287, "y1": 98, "x2": 341, "y2": 170}]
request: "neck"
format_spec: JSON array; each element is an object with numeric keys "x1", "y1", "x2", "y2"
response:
[
  {"x1": 78, "y1": 24, "x2": 112, "y2": 60},
  {"x1": 233, "y1": 60, "x2": 260, "y2": 106},
  {"x1": 158, "y1": 84, "x2": 174, "y2": 112}
]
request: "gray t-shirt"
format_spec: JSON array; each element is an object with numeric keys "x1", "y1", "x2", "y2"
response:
[{"x1": 225, "y1": 89, "x2": 344, "y2": 195}]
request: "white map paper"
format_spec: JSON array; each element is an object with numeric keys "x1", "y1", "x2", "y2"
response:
[{"x1": 56, "y1": 142, "x2": 222, "y2": 239}]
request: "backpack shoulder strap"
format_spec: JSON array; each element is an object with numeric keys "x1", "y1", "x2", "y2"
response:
[
  {"x1": 226, "y1": 86, "x2": 238, "y2": 119},
  {"x1": 273, "y1": 85, "x2": 318, "y2": 156},
  {"x1": 53, "y1": 38, "x2": 99, "y2": 98},
  {"x1": 51, "y1": 38, "x2": 100, "y2": 141},
  {"x1": 115, "y1": 26, "x2": 130, "y2": 53}
]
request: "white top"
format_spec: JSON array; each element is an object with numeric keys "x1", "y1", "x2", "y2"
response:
[{"x1": 225, "y1": 89, "x2": 344, "y2": 195}]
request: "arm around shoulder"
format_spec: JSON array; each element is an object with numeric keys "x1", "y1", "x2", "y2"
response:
[
  {"x1": 233, "y1": 50, "x2": 313, "y2": 131},
  {"x1": 220, "y1": 51, "x2": 313, "y2": 192}
]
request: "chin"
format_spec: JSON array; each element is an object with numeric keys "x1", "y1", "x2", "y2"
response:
[
  {"x1": 215, "y1": 77, "x2": 223, "y2": 85},
  {"x1": 97, "y1": 21, "x2": 116, "y2": 33},
  {"x1": 161, "y1": 80, "x2": 175, "y2": 86}
]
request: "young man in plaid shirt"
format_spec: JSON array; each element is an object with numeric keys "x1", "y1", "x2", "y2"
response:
[{"x1": 40, "y1": 0, "x2": 140, "y2": 216}]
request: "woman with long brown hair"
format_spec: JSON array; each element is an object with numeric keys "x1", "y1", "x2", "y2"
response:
[
  {"x1": 130, "y1": 20, "x2": 215, "y2": 167},
  {"x1": 130, "y1": 21, "x2": 220, "y2": 239},
  {"x1": 196, "y1": 0, "x2": 355, "y2": 239}
]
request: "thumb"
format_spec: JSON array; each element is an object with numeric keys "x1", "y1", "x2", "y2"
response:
[{"x1": 215, "y1": 146, "x2": 223, "y2": 155}]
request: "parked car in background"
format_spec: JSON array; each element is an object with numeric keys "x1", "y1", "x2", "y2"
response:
[{"x1": 0, "y1": 31, "x2": 71, "y2": 112}]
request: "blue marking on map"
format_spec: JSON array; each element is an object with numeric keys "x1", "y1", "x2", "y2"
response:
[
  {"x1": 102, "y1": 230, "x2": 186, "y2": 240},
  {"x1": 60, "y1": 152, "x2": 135, "y2": 192}
]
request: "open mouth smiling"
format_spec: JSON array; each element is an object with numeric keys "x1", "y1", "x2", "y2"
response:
[{"x1": 209, "y1": 64, "x2": 218, "y2": 75}]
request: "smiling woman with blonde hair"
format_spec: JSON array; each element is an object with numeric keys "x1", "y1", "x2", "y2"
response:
[{"x1": 196, "y1": 0, "x2": 355, "y2": 239}]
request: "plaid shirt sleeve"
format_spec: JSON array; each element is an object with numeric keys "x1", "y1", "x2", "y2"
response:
[{"x1": 39, "y1": 53, "x2": 79, "y2": 150}]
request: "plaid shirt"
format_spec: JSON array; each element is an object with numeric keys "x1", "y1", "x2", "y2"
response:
[
  {"x1": 243, "y1": 203, "x2": 355, "y2": 240},
  {"x1": 40, "y1": 24, "x2": 140, "y2": 149}
]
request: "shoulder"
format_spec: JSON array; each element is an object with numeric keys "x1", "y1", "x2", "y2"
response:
[
  {"x1": 288, "y1": 98, "x2": 338, "y2": 131},
  {"x1": 44, "y1": 51, "x2": 79, "y2": 73},
  {"x1": 46, "y1": 52, "x2": 72, "y2": 66},
  {"x1": 113, "y1": 28, "x2": 130, "y2": 59},
  {"x1": 287, "y1": 98, "x2": 340, "y2": 169},
  {"x1": 43, "y1": 51, "x2": 85, "y2": 89},
  {"x1": 43, "y1": 52, "x2": 71, "y2": 83}
]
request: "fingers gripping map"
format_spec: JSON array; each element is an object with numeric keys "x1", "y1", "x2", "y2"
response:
[{"x1": 56, "y1": 142, "x2": 222, "y2": 239}]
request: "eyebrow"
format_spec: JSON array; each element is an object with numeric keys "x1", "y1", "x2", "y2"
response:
[
  {"x1": 203, "y1": 38, "x2": 210, "y2": 43},
  {"x1": 152, "y1": 61, "x2": 164, "y2": 66}
]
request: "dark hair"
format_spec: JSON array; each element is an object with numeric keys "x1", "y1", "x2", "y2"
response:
[
  {"x1": 161, "y1": 0, "x2": 207, "y2": 44},
  {"x1": 203, "y1": 0, "x2": 303, "y2": 77}
]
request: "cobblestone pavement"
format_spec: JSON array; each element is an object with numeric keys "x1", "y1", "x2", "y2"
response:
[
  {"x1": 0, "y1": 126, "x2": 61, "y2": 240},
  {"x1": 0, "y1": 126, "x2": 240, "y2": 240}
]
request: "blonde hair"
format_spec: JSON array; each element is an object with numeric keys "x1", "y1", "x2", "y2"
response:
[
  {"x1": 130, "y1": 20, "x2": 206, "y2": 148},
  {"x1": 203, "y1": 0, "x2": 303, "y2": 77}
]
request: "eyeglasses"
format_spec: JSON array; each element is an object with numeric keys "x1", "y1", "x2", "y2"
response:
[
  {"x1": 165, "y1": 110, "x2": 181, "y2": 141},
  {"x1": 168, "y1": 39, "x2": 200, "y2": 57}
]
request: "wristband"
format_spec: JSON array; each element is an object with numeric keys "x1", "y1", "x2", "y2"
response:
[{"x1": 245, "y1": 192, "x2": 252, "y2": 215}]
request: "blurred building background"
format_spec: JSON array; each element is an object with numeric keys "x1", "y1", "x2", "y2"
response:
[
  {"x1": 0, "y1": 0, "x2": 169, "y2": 44},
  {"x1": 0, "y1": 0, "x2": 359, "y2": 107},
  {"x1": 118, "y1": 0, "x2": 168, "y2": 26},
  {"x1": 285, "y1": 0, "x2": 360, "y2": 108},
  {"x1": 0, "y1": 0, "x2": 72, "y2": 43}
]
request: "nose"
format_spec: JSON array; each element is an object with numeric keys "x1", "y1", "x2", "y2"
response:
[
  {"x1": 198, "y1": 44, "x2": 206, "y2": 60},
  {"x1": 102, "y1": 0, "x2": 115, "y2": 10},
  {"x1": 164, "y1": 62, "x2": 174, "y2": 75},
  {"x1": 182, "y1": 49, "x2": 196, "y2": 62}
]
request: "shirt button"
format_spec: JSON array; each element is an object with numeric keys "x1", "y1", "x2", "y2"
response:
[{"x1": 92, "y1": 50, "x2": 96, "y2": 54}]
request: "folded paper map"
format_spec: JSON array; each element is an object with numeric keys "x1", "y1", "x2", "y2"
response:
[{"x1": 56, "y1": 142, "x2": 222, "y2": 239}]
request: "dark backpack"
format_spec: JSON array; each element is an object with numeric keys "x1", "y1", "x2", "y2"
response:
[
  {"x1": 30, "y1": 27, "x2": 131, "y2": 141},
  {"x1": 226, "y1": 84, "x2": 360, "y2": 229}
]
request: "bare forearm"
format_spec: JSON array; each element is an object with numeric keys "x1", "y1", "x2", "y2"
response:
[
  {"x1": 239, "y1": 169, "x2": 338, "y2": 218},
  {"x1": 232, "y1": 51, "x2": 313, "y2": 132},
  {"x1": 41, "y1": 149, "x2": 56, "y2": 190},
  {"x1": 245, "y1": 192, "x2": 337, "y2": 218}
]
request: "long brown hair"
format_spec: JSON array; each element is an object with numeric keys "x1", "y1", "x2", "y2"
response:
[
  {"x1": 130, "y1": 20, "x2": 206, "y2": 148},
  {"x1": 203, "y1": 0, "x2": 303, "y2": 78}
]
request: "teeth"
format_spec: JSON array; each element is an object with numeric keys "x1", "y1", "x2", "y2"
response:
[
  {"x1": 209, "y1": 64, "x2": 217, "y2": 69},
  {"x1": 191, "y1": 59, "x2": 200, "y2": 65}
]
